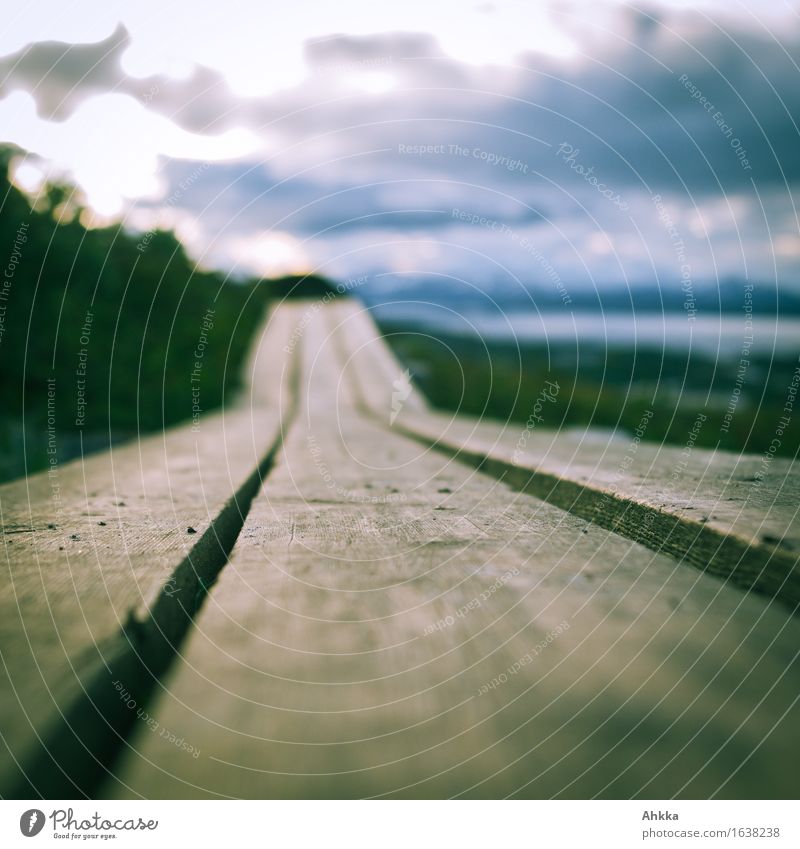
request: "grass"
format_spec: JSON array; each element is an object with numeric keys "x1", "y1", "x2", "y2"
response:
[{"x1": 379, "y1": 323, "x2": 800, "y2": 459}]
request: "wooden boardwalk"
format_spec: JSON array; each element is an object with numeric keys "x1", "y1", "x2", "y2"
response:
[{"x1": 1, "y1": 298, "x2": 799, "y2": 799}]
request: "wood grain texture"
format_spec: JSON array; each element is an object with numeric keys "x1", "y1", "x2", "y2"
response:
[
  {"x1": 0, "y1": 304, "x2": 298, "y2": 793},
  {"x1": 329, "y1": 301, "x2": 800, "y2": 603},
  {"x1": 109, "y1": 304, "x2": 800, "y2": 799}
]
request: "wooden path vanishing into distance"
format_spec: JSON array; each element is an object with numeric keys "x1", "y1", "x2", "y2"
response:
[{"x1": 1, "y1": 297, "x2": 799, "y2": 799}]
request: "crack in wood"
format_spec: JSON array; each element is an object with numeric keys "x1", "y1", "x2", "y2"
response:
[{"x1": 4, "y1": 348, "x2": 301, "y2": 799}]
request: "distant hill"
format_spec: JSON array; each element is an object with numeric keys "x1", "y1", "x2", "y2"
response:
[
  {"x1": 358, "y1": 274, "x2": 800, "y2": 315},
  {"x1": 265, "y1": 274, "x2": 341, "y2": 300}
]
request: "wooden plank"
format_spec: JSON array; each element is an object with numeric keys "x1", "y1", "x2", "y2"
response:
[
  {"x1": 330, "y1": 301, "x2": 800, "y2": 604},
  {"x1": 0, "y1": 303, "x2": 300, "y2": 795},
  {"x1": 109, "y1": 303, "x2": 800, "y2": 799}
]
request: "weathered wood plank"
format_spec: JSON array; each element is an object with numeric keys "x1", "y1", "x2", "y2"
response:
[
  {"x1": 0, "y1": 303, "x2": 300, "y2": 794},
  {"x1": 109, "y1": 304, "x2": 800, "y2": 799},
  {"x1": 330, "y1": 301, "x2": 800, "y2": 604}
]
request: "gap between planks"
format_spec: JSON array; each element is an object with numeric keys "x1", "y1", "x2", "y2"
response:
[
  {"x1": 324, "y1": 302, "x2": 800, "y2": 610},
  {"x1": 1, "y1": 316, "x2": 302, "y2": 799}
]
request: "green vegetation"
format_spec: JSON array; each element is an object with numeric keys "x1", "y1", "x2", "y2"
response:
[
  {"x1": 0, "y1": 147, "x2": 334, "y2": 482},
  {"x1": 2, "y1": 142, "x2": 794, "y2": 482},
  {"x1": 381, "y1": 327, "x2": 800, "y2": 458}
]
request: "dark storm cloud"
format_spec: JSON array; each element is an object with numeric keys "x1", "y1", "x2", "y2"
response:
[
  {"x1": 6, "y1": 6, "x2": 799, "y2": 286},
  {"x1": 519, "y1": 10, "x2": 800, "y2": 193},
  {"x1": 147, "y1": 8, "x2": 800, "y2": 287},
  {"x1": 158, "y1": 158, "x2": 546, "y2": 237},
  {"x1": 250, "y1": 15, "x2": 800, "y2": 197},
  {"x1": 8, "y1": 10, "x2": 798, "y2": 197}
]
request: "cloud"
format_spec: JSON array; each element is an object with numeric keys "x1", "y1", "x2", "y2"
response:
[
  {"x1": 2, "y1": 1, "x2": 799, "y2": 292},
  {"x1": 0, "y1": 25, "x2": 243, "y2": 133},
  {"x1": 0, "y1": 26, "x2": 130, "y2": 117},
  {"x1": 0, "y1": 90, "x2": 258, "y2": 215}
]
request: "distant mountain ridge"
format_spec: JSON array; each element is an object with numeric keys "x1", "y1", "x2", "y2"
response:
[{"x1": 358, "y1": 275, "x2": 800, "y2": 315}]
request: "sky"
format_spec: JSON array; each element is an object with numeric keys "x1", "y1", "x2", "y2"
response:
[{"x1": 1, "y1": 0, "x2": 799, "y2": 304}]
